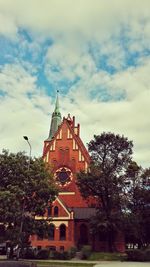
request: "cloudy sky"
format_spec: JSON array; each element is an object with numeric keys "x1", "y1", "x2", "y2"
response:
[{"x1": 0, "y1": 0, "x2": 150, "y2": 167}]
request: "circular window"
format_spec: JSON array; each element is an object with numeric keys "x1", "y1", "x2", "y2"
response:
[{"x1": 55, "y1": 167, "x2": 73, "y2": 186}]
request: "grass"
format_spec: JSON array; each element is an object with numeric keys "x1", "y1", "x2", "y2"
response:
[
  {"x1": 88, "y1": 252, "x2": 126, "y2": 261},
  {"x1": 26, "y1": 260, "x2": 95, "y2": 267},
  {"x1": 22, "y1": 252, "x2": 126, "y2": 267}
]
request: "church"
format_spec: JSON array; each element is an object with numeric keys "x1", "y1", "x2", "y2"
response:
[{"x1": 30, "y1": 92, "x2": 124, "y2": 253}]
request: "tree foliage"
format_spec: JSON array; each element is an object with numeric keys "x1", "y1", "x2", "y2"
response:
[
  {"x1": 0, "y1": 150, "x2": 58, "y2": 247},
  {"x1": 125, "y1": 163, "x2": 150, "y2": 247},
  {"x1": 77, "y1": 132, "x2": 133, "y2": 251}
]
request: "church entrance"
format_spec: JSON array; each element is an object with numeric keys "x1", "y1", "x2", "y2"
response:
[{"x1": 78, "y1": 224, "x2": 88, "y2": 248}]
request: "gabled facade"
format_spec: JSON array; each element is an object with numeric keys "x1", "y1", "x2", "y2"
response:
[{"x1": 31, "y1": 93, "x2": 125, "y2": 252}]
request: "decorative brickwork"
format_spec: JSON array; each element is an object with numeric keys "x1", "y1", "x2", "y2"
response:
[{"x1": 31, "y1": 97, "x2": 125, "y2": 252}]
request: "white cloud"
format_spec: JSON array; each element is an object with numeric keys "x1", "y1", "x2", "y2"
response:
[
  {"x1": 109, "y1": 59, "x2": 150, "y2": 100},
  {"x1": 0, "y1": 58, "x2": 150, "y2": 167},
  {"x1": 0, "y1": 0, "x2": 149, "y2": 41},
  {"x1": 60, "y1": 57, "x2": 150, "y2": 167},
  {"x1": 0, "y1": 0, "x2": 150, "y2": 168},
  {"x1": 0, "y1": 63, "x2": 37, "y2": 96},
  {"x1": 45, "y1": 42, "x2": 96, "y2": 84},
  {"x1": 0, "y1": 63, "x2": 52, "y2": 155}
]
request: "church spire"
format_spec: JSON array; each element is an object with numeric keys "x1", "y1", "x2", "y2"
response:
[
  {"x1": 48, "y1": 90, "x2": 62, "y2": 140},
  {"x1": 54, "y1": 90, "x2": 60, "y2": 113}
]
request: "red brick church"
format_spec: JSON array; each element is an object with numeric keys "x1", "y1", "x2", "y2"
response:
[{"x1": 30, "y1": 92, "x2": 124, "y2": 252}]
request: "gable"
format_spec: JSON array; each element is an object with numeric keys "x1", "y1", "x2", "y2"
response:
[
  {"x1": 43, "y1": 116, "x2": 90, "y2": 171},
  {"x1": 66, "y1": 120, "x2": 90, "y2": 164},
  {"x1": 52, "y1": 197, "x2": 70, "y2": 218}
]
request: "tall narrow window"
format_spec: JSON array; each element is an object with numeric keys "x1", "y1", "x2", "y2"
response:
[
  {"x1": 54, "y1": 206, "x2": 59, "y2": 217},
  {"x1": 48, "y1": 224, "x2": 55, "y2": 240},
  {"x1": 59, "y1": 224, "x2": 66, "y2": 240},
  {"x1": 47, "y1": 206, "x2": 52, "y2": 217}
]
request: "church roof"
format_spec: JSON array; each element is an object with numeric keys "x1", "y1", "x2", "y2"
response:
[
  {"x1": 72, "y1": 207, "x2": 96, "y2": 219},
  {"x1": 44, "y1": 114, "x2": 90, "y2": 164},
  {"x1": 47, "y1": 90, "x2": 62, "y2": 141}
]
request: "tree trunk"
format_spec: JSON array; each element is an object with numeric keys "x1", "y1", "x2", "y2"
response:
[
  {"x1": 92, "y1": 234, "x2": 95, "y2": 251},
  {"x1": 108, "y1": 230, "x2": 114, "y2": 252}
]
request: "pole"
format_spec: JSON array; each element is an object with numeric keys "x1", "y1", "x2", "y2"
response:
[
  {"x1": 18, "y1": 136, "x2": 32, "y2": 259},
  {"x1": 24, "y1": 137, "x2": 31, "y2": 170}
]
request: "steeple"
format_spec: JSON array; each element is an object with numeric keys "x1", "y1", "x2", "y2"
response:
[{"x1": 48, "y1": 90, "x2": 62, "y2": 140}]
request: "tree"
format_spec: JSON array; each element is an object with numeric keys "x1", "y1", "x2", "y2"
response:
[
  {"x1": 0, "y1": 150, "x2": 58, "y2": 250},
  {"x1": 125, "y1": 163, "x2": 150, "y2": 248},
  {"x1": 77, "y1": 132, "x2": 133, "y2": 251}
]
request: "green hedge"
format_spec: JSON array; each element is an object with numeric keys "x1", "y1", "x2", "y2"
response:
[
  {"x1": 22, "y1": 248, "x2": 36, "y2": 259},
  {"x1": 126, "y1": 249, "x2": 150, "y2": 262},
  {"x1": 36, "y1": 249, "x2": 49, "y2": 259},
  {"x1": 49, "y1": 250, "x2": 71, "y2": 260},
  {"x1": 81, "y1": 245, "x2": 92, "y2": 259},
  {"x1": 68, "y1": 246, "x2": 78, "y2": 258}
]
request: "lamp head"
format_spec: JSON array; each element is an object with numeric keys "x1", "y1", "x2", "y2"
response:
[{"x1": 23, "y1": 136, "x2": 28, "y2": 141}]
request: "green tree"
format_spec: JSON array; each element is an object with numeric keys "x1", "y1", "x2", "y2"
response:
[
  {"x1": 77, "y1": 132, "x2": 133, "y2": 251},
  {"x1": 0, "y1": 150, "x2": 58, "y2": 249},
  {"x1": 125, "y1": 163, "x2": 150, "y2": 248}
]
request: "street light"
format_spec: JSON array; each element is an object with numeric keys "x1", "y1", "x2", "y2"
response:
[
  {"x1": 23, "y1": 136, "x2": 32, "y2": 168},
  {"x1": 18, "y1": 136, "x2": 32, "y2": 258}
]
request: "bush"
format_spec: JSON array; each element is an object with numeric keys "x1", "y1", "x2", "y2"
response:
[
  {"x1": 126, "y1": 249, "x2": 150, "y2": 262},
  {"x1": 49, "y1": 250, "x2": 70, "y2": 260},
  {"x1": 23, "y1": 248, "x2": 36, "y2": 259},
  {"x1": 81, "y1": 245, "x2": 92, "y2": 259},
  {"x1": 36, "y1": 249, "x2": 49, "y2": 259},
  {"x1": 49, "y1": 250, "x2": 60, "y2": 259},
  {"x1": 145, "y1": 249, "x2": 150, "y2": 261},
  {"x1": 61, "y1": 251, "x2": 71, "y2": 260},
  {"x1": 68, "y1": 246, "x2": 77, "y2": 258}
]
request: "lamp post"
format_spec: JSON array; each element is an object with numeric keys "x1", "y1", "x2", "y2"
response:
[
  {"x1": 23, "y1": 136, "x2": 32, "y2": 170},
  {"x1": 18, "y1": 136, "x2": 32, "y2": 258}
]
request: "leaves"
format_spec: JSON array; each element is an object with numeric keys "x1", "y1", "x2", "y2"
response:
[
  {"x1": 77, "y1": 132, "x2": 133, "y2": 251},
  {"x1": 77, "y1": 132, "x2": 150, "y2": 249},
  {"x1": 0, "y1": 150, "x2": 58, "y2": 246}
]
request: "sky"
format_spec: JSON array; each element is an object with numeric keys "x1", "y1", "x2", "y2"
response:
[{"x1": 0, "y1": 0, "x2": 150, "y2": 167}]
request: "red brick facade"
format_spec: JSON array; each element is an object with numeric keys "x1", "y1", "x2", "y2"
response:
[{"x1": 30, "y1": 114, "x2": 125, "y2": 252}]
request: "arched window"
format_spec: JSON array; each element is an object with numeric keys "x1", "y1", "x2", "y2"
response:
[
  {"x1": 59, "y1": 224, "x2": 66, "y2": 240},
  {"x1": 48, "y1": 224, "x2": 55, "y2": 240},
  {"x1": 54, "y1": 206, "x2": 59, "y2": 216},
  {"x1": 47, "y1": 206, "x2": 52, "y2": 217}
]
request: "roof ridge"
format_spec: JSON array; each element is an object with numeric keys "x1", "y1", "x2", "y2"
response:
[
  {"x1": 66, "y1": 120, "x2": 90, "y2": 163},
  {"x1": 43, "y1": 120, "x2": 64, "y2": 157}
]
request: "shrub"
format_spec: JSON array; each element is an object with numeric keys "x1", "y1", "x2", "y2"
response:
[
  {"x1": 68, "y1": 246, "x2": 77, "y2": 258},
  {"x1": 49, "y1": 250, "x2": 60, "y2": 259},
  {"x1": 36, "y1": 249, "x2": 49, "y2": 259},
  {"x1": 49, "y1": 250, "x2": 71, "y2": 260},
  {"x1": 126, "y1": 249, "x2": 150, "y2": 262},
  {"x1": 145, "y1": 249, "x2": 150, "y2": 261},
  {"x1": 23, "y1": 248, "x2": 36, "y2": 259},
  {"x1": 81, "y1": 245, "x2": 92, "y2": 259},
  {"x1": 60, "y1": 251, "x2": 70, "y2": 260}
]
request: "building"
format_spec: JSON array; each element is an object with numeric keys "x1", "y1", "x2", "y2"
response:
[{"x1": 30, "y1": 92, "x2": 124, "y2": 252}]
